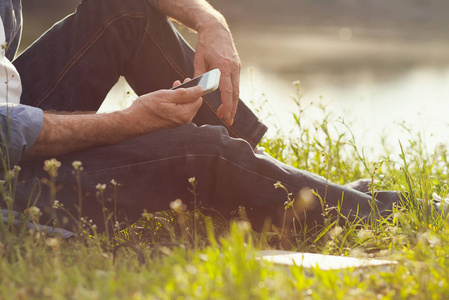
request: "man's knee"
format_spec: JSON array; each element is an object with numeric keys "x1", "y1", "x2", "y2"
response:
[
  {"x1": 77, "y1": 0, "x2": 163, "y2": 24},
  {"x1": 164, "y1": 123, "x2": 233, "y2": 155}
]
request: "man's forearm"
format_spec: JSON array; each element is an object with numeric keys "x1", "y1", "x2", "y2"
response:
[
  {"x1": 23, "y1": 86, "x2": 204, "y2": 159},
  {"x1": 24, "y1": 110, "x2": 137, "y2": 158}
]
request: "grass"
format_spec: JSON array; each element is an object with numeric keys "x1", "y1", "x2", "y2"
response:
[{"x1": 2, "y1": 82, "x2": 449, "y2": 299}]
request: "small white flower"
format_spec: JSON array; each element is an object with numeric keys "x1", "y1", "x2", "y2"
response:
[
  {"x1": 71, "y1": 161, "x2": 83, "y2": 171},
  {"x1": 96, "y1": 183, "x2": 107, "y2": 191},
  {"x1": 5, "y1": 169, "x2": 16, "y2": 181},
  {"x1": 43, "y1": 158, "x2": 62, "y2": 177},
  {"x1": 170, "y1": 199, "x2": 183, "y2": 211},
  {"x1": 24, "y1": 206, "x2": 41, "y2": 222},
  {"x1": 52, "y1": 200, "x2": 62, "y2": 209}
]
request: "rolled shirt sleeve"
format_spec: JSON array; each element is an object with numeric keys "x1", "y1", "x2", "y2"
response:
[
  {"x1": 0, "y1": 104, "x2": 43, "y2": 165},
  {"x1": 0, "y1": 14, "x2": 43, "y2": 166}
]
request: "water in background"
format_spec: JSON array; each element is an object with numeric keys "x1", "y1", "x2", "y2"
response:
[{"x1": 238, "y1": 66, "x2": 449, "y2": 157}]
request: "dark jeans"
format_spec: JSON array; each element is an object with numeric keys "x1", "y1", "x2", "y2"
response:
[{"x1": 11, "y1": 0, "x2": 399, "y2": 232}]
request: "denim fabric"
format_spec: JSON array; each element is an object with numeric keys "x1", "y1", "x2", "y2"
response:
[
  {"x1": 147, "y1": 0, "x2": 160, "y2": 12},
  {"x1": 8, "y1": 0, "x2": 399, "y2": 232},
  {"x1": 15, "y1": 123, "x2": 400, "y2": 231}
]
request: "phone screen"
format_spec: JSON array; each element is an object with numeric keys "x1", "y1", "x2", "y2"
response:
[
  {"x1": 170, "y1": 69, "x2": 220, "y2": 96},
  {"x1": 172, "y1": 76, "x2": 205, "y2": 90}
]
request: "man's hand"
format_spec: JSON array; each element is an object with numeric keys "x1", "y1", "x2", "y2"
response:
[
  {"x1": 194, "y1": 24, "x2": 241, "y2": 127},
  {"x1": 126, "y1": 81, "x2": 203, "y2": 133},
  {"x1": 156, "y1": 0, "x2": 241, "y2": 126}
]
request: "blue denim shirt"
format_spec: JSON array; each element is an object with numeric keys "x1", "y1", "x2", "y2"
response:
[{"x1": 0, "y1": 0, "x2": 43, "y2": 166}]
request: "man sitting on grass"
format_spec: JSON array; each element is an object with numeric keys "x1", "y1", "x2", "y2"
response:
[{"x1": 0, "y1": 0, "x2": 404, "y2": 234}]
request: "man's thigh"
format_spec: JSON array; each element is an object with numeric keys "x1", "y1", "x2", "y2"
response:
[
  {"x1": 14, "y1": 124, "x2": 245, "y2": 230},
  {"x1": 14, "y1": 0, "x2": 160, "y2": 111}
]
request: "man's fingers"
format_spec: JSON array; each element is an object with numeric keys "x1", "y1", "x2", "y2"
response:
[
  {"x1": 218, "y1": 73, "x2": 234, "y2": 125},
  {"x1": 169, "y1": 85, "x2": 203, "y2": 103},
  {"x1": 172, "y1": 78, "x2": 192, "y2": 88},
  {"x1": 172, "y1": 80, "x2": 182, "y2": 88},
  {"x1": 230, "y1": 68, "x2": 240, "y2": 124}
]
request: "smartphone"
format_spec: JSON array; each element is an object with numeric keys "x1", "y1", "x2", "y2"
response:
[{"x1": 171, "y1": 68, "x2": 221, "y2": 96}]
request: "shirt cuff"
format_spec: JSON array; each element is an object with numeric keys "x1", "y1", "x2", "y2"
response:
[{"x1": 0, "y1": 104, "x2": 43, "y2": 165}]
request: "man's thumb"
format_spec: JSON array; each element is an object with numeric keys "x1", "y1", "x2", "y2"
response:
[{"x1": 170, "y1": 85, "x2": 203, "y2": 103}]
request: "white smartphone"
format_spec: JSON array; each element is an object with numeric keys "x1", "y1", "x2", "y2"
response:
[{"x1": 171, "y1": 68, "x2": 221, "y2": 96}]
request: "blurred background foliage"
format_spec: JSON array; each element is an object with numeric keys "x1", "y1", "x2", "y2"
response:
[
  {"x1": 21, "y1": 0, "x2": 79, "y2": 50},
  {"x1": 22, "y1": 0, "x2": 449, "y2": 49},
  {"x1": 210, "y1": 0, "x2": 449, "y2": 32}
]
